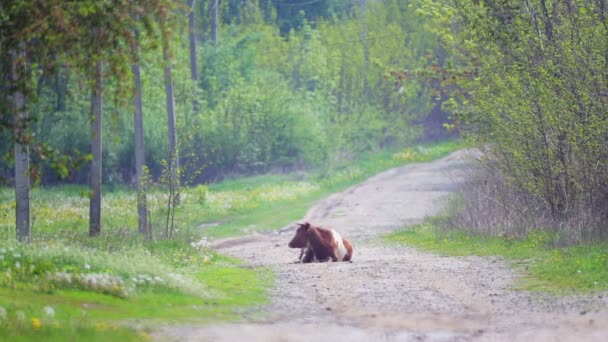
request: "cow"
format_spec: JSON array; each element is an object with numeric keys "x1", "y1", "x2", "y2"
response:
[{"x1": 288, "y1": 222, "x2": 353, "y2": 263}]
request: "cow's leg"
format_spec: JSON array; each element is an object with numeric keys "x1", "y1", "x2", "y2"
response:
[
  {"x1": 302, "y1": 248, "x2": 315, "y2": 263},
  {"x1": 342, "y1": 238, "x2": 353, "y2": 262},
  {"x1": 298, "y1": 248, "x2": 306, "y2": 262}
]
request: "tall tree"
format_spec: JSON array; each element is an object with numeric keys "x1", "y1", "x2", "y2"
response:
[
  {"x1": 132, "y1": 38, "x2": 149, "y2": 237},
  {"x1": 0, "y1": 1, "x2": 68, "y2": 241}
]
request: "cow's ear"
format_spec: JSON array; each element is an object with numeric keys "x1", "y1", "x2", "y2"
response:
[{"x1": 297, "y1": 222, "x2": 309, "y2": 230}]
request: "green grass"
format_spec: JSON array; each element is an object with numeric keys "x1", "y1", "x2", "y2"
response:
[
  {"x1": 384, "y1": 222, "x2": 608, "y2": 293},
  {"x1": 0, "y1": 317, "x2": 145, "y2": 342}
]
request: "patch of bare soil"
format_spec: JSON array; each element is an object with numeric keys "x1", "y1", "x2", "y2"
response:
[{"x1": 157, "y1": 150, "x2": 608, "y2": 341}]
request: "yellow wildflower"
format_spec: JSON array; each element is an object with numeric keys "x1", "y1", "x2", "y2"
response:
[{"x1": 32, "y1": 317, "x2": 42, "y2": 329}]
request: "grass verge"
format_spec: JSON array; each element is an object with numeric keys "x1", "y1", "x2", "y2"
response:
[
  {"x1": 0, "y1": 239, "x2": 272, "y2": 341},
  {"x1": 384, "y1": 221, "x2": 608, "y2": 293}
]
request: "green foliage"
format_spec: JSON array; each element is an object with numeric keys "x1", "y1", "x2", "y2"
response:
[{"x1": 385, "y1": 221, "x2": 608, "y2": 292}]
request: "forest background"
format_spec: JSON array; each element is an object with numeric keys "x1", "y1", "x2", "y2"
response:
[{"x1": 1, "y1": 0, "x2": 449, "y2": 187}]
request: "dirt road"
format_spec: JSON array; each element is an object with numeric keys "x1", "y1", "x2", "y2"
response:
[{"x1": 159, "y1": 150, "x2": 608, "y2": 341}]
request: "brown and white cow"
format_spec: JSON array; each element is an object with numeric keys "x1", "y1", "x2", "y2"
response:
[{"x1": 288, "y1": 222, "x2": 353, "y2": 263}]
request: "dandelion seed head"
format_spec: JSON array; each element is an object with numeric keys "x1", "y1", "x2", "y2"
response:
[{"x1": 44, "y1": 306, "x2": 55, "y2": 318}]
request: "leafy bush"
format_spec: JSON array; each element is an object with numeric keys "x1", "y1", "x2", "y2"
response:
[{"x1": 416, "y1": 0, "x2": 608, "y2": 238}]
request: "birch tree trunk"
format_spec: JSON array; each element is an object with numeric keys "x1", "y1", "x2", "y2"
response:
[
  {"x1": 162, "y1": 34, "x2": 180, "y2": 207},
  {"x1": 12, "y1": 48, "x2": 30, "y2": 241}
]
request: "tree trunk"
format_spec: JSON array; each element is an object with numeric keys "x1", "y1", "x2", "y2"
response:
[
  {"x1": 189, "y1": 0, "x2": 198, "y2": 81},
  {"x1": 162, "y1": 35, "x2": 180, "y2": 203},
  {"x1": 89, "y1": 60, "x2": 103, "y2": 237},
  {"x1": 12, "y1": 48, "x2": 30, "y2": 242},
  {"x1": 188, "y1": 0, "x2": 199, "y2": 112},
  {"x1": 212, "y1": 0, "x2": 219, "y2": 47},
  {"x1": 360, "y1": 0, "x2": 370, "y2": 100},
  {"x1": 132, "y1": 47, "x2": 149, "y2": 237}
]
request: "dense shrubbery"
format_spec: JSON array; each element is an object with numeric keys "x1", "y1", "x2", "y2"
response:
[{"x1": 415, "y1": 0, "x2": 608, "y2": 240}]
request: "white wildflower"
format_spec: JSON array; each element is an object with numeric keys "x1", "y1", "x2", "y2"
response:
[
  {"x1": 43, "y1": 306, "x2": 55, "y2": 318},
  {"x1": 0, "y1": 306, "x2": 6, "y2": 320},
  {"x1": 15, "y1": 310, "x2": 25, "y2": 322},
  {"x1": 14, "y1": 261, "x2": 21, "y2": 269},
  {"x1": 84, "y1": 264, "x2": 91, "y2": 271},
  {"x1": 190, "y1": 237, "x2": 213, "y2": 250}
]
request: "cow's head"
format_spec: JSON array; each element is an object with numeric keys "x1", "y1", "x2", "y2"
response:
[{"x1": 288, "y1": 222, "x2": 311, "y2": 248}]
